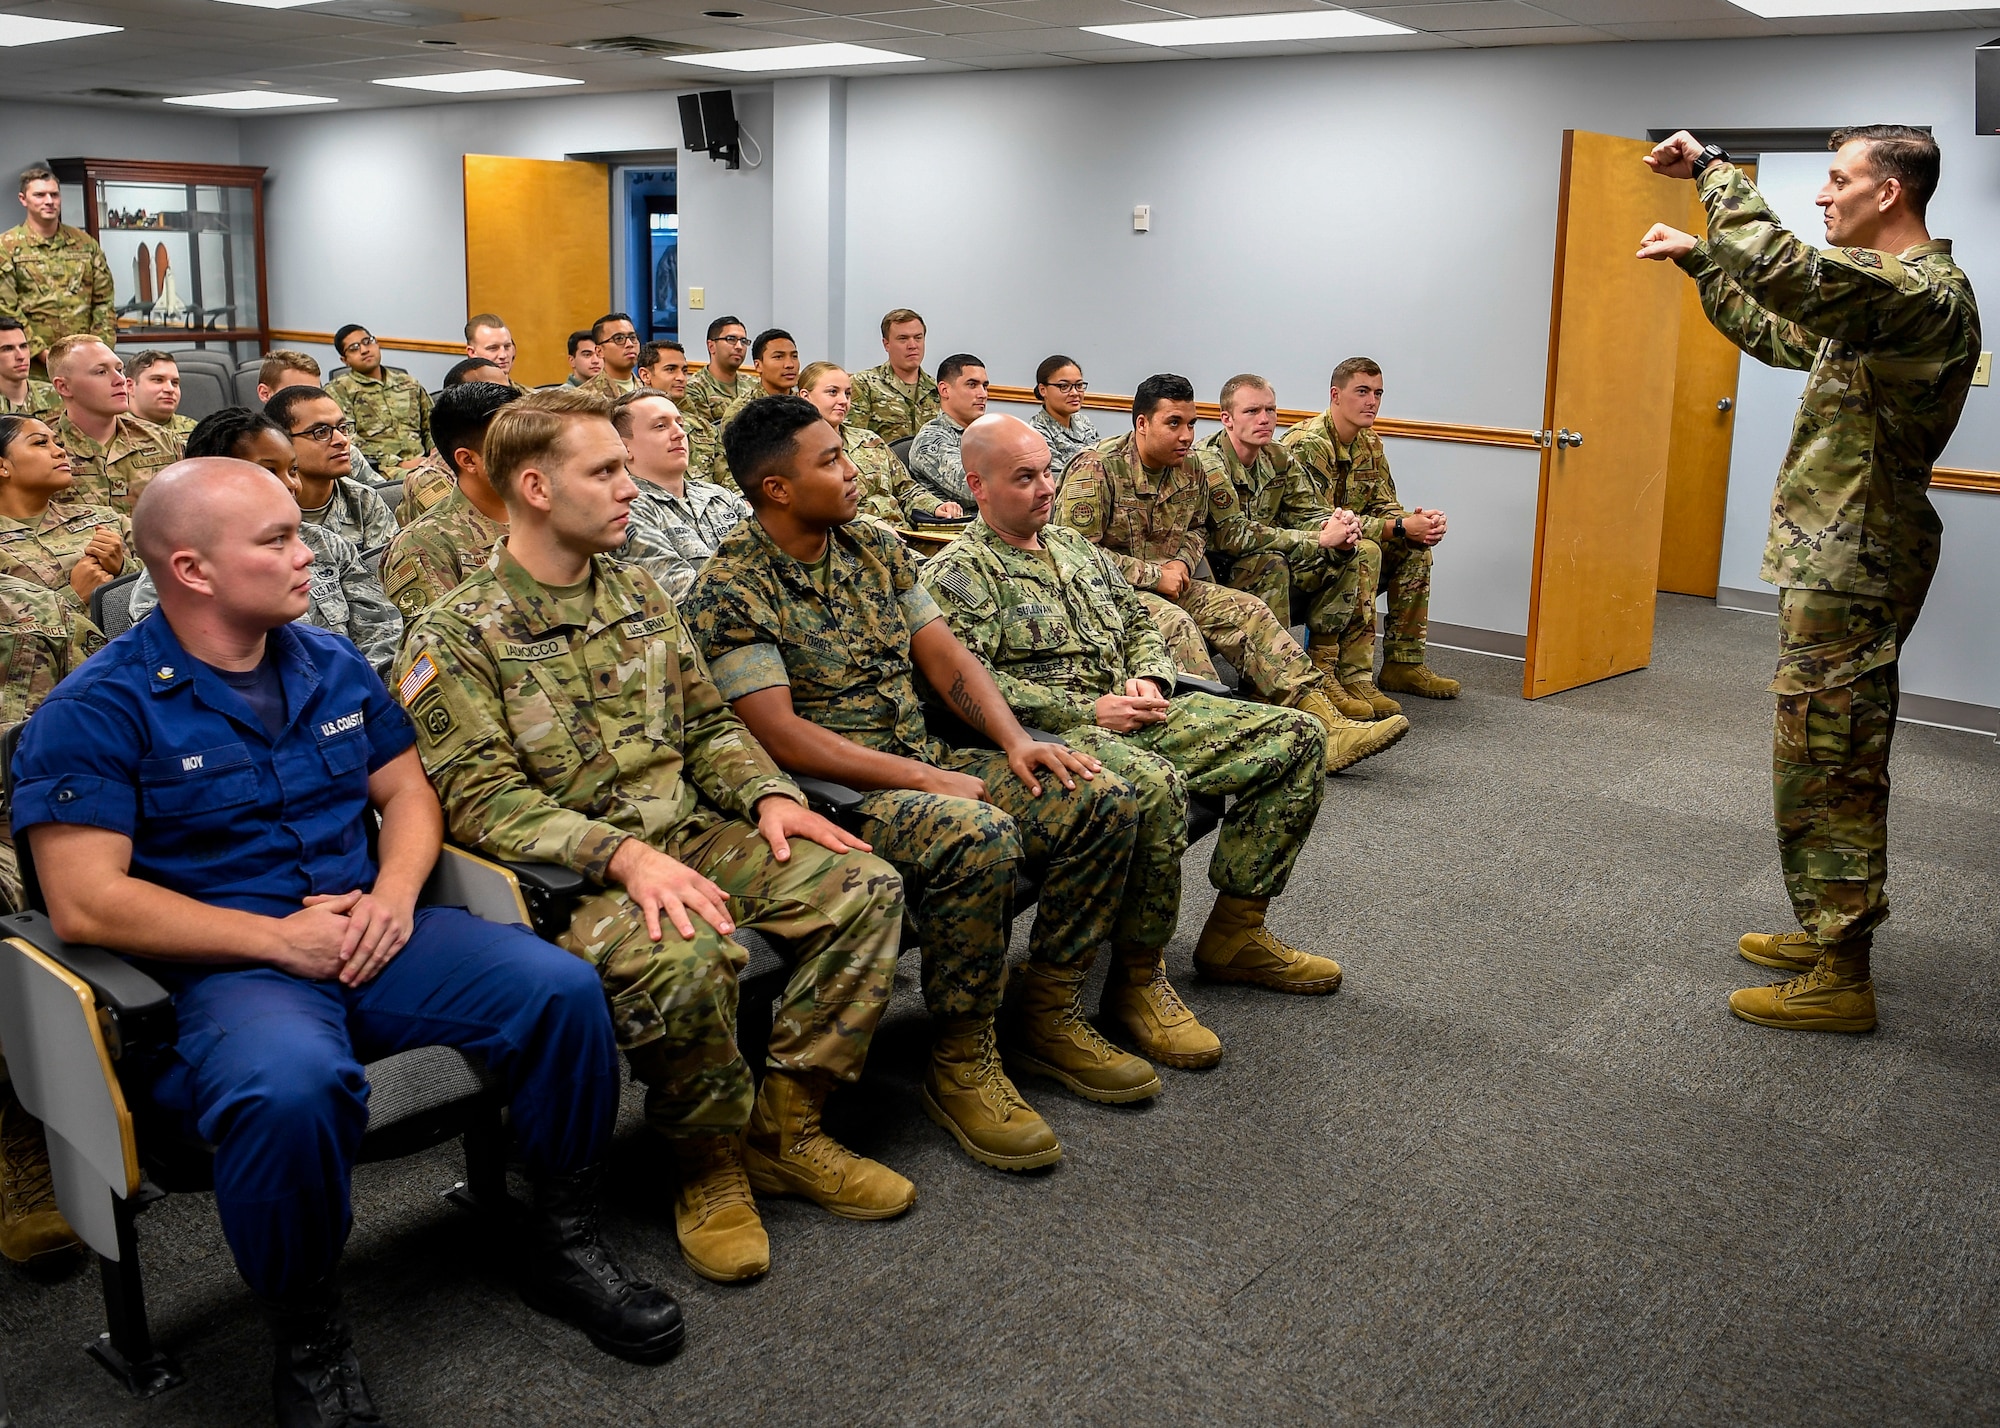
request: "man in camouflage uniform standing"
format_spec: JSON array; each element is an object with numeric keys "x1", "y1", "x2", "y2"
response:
[
  {"x1": 1056, "y1": 372, "x2": 1407, "y2": 773},
  {"x1": 382, "y1": 382, "x2": 519, "y2": 620},
  {"x1": 0, "y1": 572, "x2": 103, "y2": 1265},
  {"x1": 396, "y1": 388, "x2": 911, "y2": 1286},
  {"x1": 1282, "y1": 358, "x2": 1458, "y2": 705},
  {"x1": 1640, "y1": 126, "x2": 1980, "y2": 1033},
  {"x1": 0, "y1": 167, "x2": 114, "y2": 373},
  {"x1": 49, "y1": 337, "x2": 179, "y2": 513},
  {"x1": 0, "y1": 316, "x2": 61, "y2": 420},
  {"x1": 930, "y1": 415, "x2": 1348, "y2": 1055},
  {"x1": 684, "y1": 316, "x2": 760, "y2": 425},
  {"x1": 325, "y1": 324, "x2": 434, "y2": 468},
  {"x1": 847, "y1": 307, "x2": 940, "y2": 444},
  {"x1": 687, "y1": 397, "x2": 1146, "y2": 1172},
  {"x1": 610, "y1": 389, "x2": 746, "y2": 598},
  {"x1": 1197, "y1": 374, "x2": 1384, "y2": 721}
]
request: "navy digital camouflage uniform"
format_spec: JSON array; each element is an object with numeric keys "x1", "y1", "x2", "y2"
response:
[
  {"x1": 922, "y1": 519, "x2": 1326, "y2": 952},
  {"x1": 1675, "y1": 161, "x2": 1980, "y2": 950},
  {"x1": 685, "y1": 516, "x2": 1141, "y2": 1023},
  {"x1": 396, "y1": 547, "x2": 905, "y2": 1135}
]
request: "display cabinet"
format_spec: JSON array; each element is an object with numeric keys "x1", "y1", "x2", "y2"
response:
[{"x1": 49, "y1": 158, "x2": 269, "y2": 353}]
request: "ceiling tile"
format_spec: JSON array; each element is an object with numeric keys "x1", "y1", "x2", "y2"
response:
[{"x1": 1367, "y1": 3, "x2": 1574, "y2": 30}]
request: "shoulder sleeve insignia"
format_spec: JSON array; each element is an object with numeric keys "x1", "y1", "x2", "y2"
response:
[
  {"x1": 417, "y1": 696, "x2": 456, "y2": 745},
  {"x1": 398, "y1": 652, "x2": 437, "y2": 705},
  {"x1": 1843, "y1": 247, "x2": 1885, "y2": 269}
]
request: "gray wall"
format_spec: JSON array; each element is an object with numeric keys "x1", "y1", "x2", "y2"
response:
[
  {"x1": 0, "y1": 99, "x2": 241, "y2": 193},
  {"x1": 236, "y1": 88, "x2": 773, "y2": 387}
]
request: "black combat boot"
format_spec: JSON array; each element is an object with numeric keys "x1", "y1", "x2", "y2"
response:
[
  {"x1": 265, "y1": 1283, "x2": 385, "y2": 1428},
  {"x1": 520, "y1": 1165, "x2": 684, "y2": 1363}
]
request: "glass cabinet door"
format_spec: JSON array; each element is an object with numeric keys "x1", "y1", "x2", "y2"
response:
[{"x1": 94, "y1": 178, "x2": 260, "y2": 338}]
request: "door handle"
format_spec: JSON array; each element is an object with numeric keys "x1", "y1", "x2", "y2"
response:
[
  {"x1": 1716, "y1": 397, "x2": 1733, "y2": 412},
  {"x1": 1557, "y1": 429, "x2": 1583, "y2": 449}
]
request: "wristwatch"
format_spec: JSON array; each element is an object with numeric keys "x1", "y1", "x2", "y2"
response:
[
  {"x1": 1690, "y1": 142, "x2": 1730, "y2": 179},
  {"x1": 1393, "y1": 517, "x2": 1406, "y2": 540}
]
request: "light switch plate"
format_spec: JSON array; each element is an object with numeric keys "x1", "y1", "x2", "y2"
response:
[
  {"x1": 689, "y1": 287, "x2": 705, "y2": 310},
  {"x1": 1974, "y1": 350, "x2": 1992, "y2": 387},
  {"x1": 1132, "y1": 204, "x2": 1150, "y2": 232}
]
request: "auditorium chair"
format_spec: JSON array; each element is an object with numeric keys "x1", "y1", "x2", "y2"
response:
[
  {"x1": 0, "y1": 721, "x2": 788, "y2": 1397},
  {"x1": 87, "y1": 571, "x2": 144, "y2": 641}
]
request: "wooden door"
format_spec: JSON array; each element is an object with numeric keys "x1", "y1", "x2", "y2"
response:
[
  {"x1": 1657, "y1": 164, "x2": 1755, "y2": 596},
  {"x1": 1522, "y1": 131, "x2": 1685, "y2": 699},
  {"x1": 463, "y1": 156, "x2": 609, "y2": 388}
]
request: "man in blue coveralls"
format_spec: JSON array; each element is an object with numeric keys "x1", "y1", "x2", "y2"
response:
[{"x1": 11, "y1": 457, "x2": 682, "y2": 1428}]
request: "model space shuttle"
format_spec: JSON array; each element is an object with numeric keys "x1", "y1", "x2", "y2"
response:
[{"x1": 131, "y1": 243, "x2": 187, "y2": 323}]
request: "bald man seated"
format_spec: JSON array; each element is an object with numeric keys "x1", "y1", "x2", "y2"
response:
[{"x1": 10, "y1": 458, "x2": 681, "y2": 1427}]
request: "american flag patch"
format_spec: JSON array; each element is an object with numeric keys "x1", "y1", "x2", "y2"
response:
[{"x1": 399, "y1": 654, "x2": 437, "y2": 705}]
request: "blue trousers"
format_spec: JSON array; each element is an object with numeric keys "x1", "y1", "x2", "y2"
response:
[{"x1": 142, "y1": 906, "x2": 619, "y2": 1302}]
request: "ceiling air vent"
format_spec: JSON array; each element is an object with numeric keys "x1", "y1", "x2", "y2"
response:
[
  {"x1": 78, "y1": 88, "x2": 176, "y2": 101},
  {"x1": 568, "y1": 35, "x2": 712, "y2": 58}
]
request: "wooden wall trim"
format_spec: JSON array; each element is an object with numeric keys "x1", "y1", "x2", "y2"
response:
[
  {"x1": 985, "y1": 384, "x2": 1544, "y2": 450},
  {"x1": 269, "y1": 327, "x2": 467, "y2": 357},
  {"x1": 261, "y1": 334, "x2": 2000, "y2": 489}
]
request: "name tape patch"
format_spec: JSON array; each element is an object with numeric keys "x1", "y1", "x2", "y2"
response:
[
  {"x1": 499, "y1": 638, "x2": 565, "y2": 662},
  {"x1": 319, "y1": 710, "x2": 365, "y2": 738},
  {"x1": 623, "y1": 614, "x2": 673, "y2": 640}
]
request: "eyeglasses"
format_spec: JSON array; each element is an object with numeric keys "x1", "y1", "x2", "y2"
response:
[
  {"x1": 339, "y1": 337, "x2": 374, "y2": 354},
  {"x1": 602, "y1": 332, "x2": 640, "y2": 345},
  {"x1": 714, "y1": 335, "x2": 749, "y2": 346},
  {"x1": 289, "y1": 420, "x2": 354, "y2": 444},
  {"x1": 1046, "y1": 380, "x2": 1087, "y2": 395}
]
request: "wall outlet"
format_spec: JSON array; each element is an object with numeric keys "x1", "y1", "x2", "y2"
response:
[
  {"x1": 1132, "y1": 204, "x2": 1150, "y2": 233},
  {"x1": 1975, "y1": 350, "x2": 1992, "y2": 387},
  {"x1": 689, "y1": 287, "x2": 705, "y2": 310}
]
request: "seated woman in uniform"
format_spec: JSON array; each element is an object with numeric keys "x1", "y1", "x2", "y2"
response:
[
  {"x1": 1029, "y1": 355, "x2": 1100, "y2": 477},
  {"x1": 0, "y1": 414, "x2": 138, "y2": 613},
  {"x1": 796, "y1": 360, "x2": 963, "y2": 527}
]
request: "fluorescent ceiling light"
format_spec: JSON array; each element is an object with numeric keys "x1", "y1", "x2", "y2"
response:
[
  {"x1": 375, "y1": 68, "x2": 584, "y2": 93},
  {"x1": 1082, "y1": 10, "x2": 1411, "y2": 46},
  {"x1": 166, "y1": 90, "x2": 338, "y2": 109},
  {"x1": 0, "y1": 14, "x2": 121, "y2": 45},
  {"x1": 673, "y1": 42, "x2": 922, "y2": 72},
  {"x1": 1730, "y1": 0, "x2": 1975, "y2": 13}
]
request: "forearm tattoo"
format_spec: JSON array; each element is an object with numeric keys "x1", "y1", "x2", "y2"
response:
[{"x1": 948, "y1": 670, "x2": 987, "y2": 731}]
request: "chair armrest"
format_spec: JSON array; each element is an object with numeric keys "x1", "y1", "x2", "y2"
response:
[
  {"x1": 792, "y1": 776, "x2": 866, "y2": 817},
  {"x1": 1173, "y1": 674, "x2": 1232, "y2": 698},
  {"x1": 496, "y1": 861, "x2": 591, "y2": 942},
  {"x1": 0, "y1": 911, "x2": 175, "y2": 1058}
]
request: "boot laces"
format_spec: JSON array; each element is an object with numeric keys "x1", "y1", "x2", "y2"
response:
[
  {"x1": 1145, "y1": 964, "x2": 1192, "y2": 1020},
  {"x1": 296, "y1": 1326, "x2": 372, "y2": 1421},
  {"x1": 971, "y1": 1027, "x2": 1029, "y2": 1115},
  {"x1": 0, "y1": 1107, "x2": 53, "y2": 1217},
  {"x1": 681, "y1": 1138, "x2": 755, "y2": 1218},
  {"x1": 1053, "y1": 997, "x2": 1125, "y2": 1062}
]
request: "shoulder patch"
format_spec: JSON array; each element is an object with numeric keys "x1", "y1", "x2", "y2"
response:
[
  {"x1": 414, "y1": 692, "x2": 457, "y2": 746},
  {"x1": 928, "y1": 561, "x2": 981, "y2": 608},
  {"x1": 1843, "y1": 247, "x2": 1885, "y2": 269},
  {"x1": 398, "y1": 652, "x2": 437, "y2": 704},
  {"x1": 1068, "y1": 499, "x2": 1096, "y2": 526}
]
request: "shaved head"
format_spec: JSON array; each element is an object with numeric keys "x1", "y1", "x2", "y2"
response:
[
  {"x1": 132, "y1": 457, "x2": 285, "y2": 570},
  {"x1": 960, "y1": 413, "x2": 1043, "y2": 481}
]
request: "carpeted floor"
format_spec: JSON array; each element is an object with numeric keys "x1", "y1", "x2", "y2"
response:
[{"x1": 4, "y1": 593, "x2": 1996, "y2": 1427}]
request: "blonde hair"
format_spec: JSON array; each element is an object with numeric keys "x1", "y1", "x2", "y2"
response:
[
  {"x1": 797, "y1": 361, "x2": 847, "y2": 394},
  {"x1": 46, "y1": 334, "x2": 110, "y2": 378},
  {"x1": 483, "y1": 387, "x2": 611, "y2": 497}
]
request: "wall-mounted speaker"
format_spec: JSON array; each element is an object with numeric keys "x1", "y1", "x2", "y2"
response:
[
  {"x1": 678, "y1": 90, "x2": 740, "y2": 169},
  {"x1": 1978, "y1": 38, "x2": 2000, "y2": 134}
]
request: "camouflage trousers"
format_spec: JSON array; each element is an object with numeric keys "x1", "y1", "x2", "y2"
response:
[
  {"x1": 854, "y1": 744, "x2": 1141, "y2": 1021},
  {"x1": 1223, "y1": 548, "x2": 1363, "y2": 643},
  {"x1": 561, "y1": 814, "x2": 904, "y2": 1137},
  {"x1": 1771, "y1": 588, "x2": 1919, "y2": 949},
  {"x1": 1144, "y1": 578, "x2": 1319, "y2": 703},
  {"x1": 1340, "y1": 536, "x2": 1432, "y2": 673},
  {"x1": 1065, "y1": 692, "x2": 1326, "y2": 951},
  {"x1": 1139, "y1": 592, "x2": 1218, "y2": 680},
  {"x1": 0, "y1": 837, "x2": 17, "y2": 917}
]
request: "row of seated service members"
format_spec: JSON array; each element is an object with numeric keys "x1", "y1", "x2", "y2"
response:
[{"x1": 0, "y1": 383, "x2": 1397, "y2": 1427}]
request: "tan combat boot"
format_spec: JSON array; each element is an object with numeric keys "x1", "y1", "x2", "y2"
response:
[
  {"x1": 1308, "y1": 644, "x2": 1376, "y2": 720},
  {"x1": 668, "y1": 1133, "x2": 770, "y2": 1283},
  {"x1": 923, "y1": 1020, "x2": 1062, "y2": 1172},
  {"x1": 1737, "y1": 930, "x2": 1819, "y2": 973},
  {"x1": 1378, "y1": 660, "x2": 1461, "y2": 699},
  {"x1": 743, "y1": 1070, "x2": 916, "y2": 1220},
  {"x1": 1728, "y1": 944, "x2": 1876, "y2": 1033},
  {"x1": 1194, "y1": 894, "x2": 1343, "y2": 994},
  {"x1": 1341, "y1": 673, "x2": 1402, "y2": 719},
  {"x1": 1101, "y1": 945, "x2": 1222, "y2": 1069},
  {"x1": 1009, "y1": 961, "x2": 1161, "y2": 1104},
  {"x1": 0, "y1": 1084, "x2": 77, "y2": 1264},
  {"x1": 1291, "y1": 686, "x2": 1411, "y2": 774}
]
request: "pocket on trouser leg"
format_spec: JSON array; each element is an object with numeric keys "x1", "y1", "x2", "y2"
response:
[{"x1": 1774, "y1": 688, "x2": 1853, "y2": 767}]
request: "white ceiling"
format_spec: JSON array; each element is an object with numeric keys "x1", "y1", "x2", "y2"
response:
[{"x1": 11, "y1": 0, "x2": 2000, "y2": 112}]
